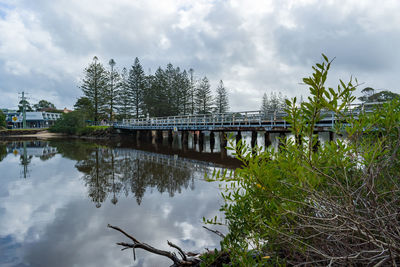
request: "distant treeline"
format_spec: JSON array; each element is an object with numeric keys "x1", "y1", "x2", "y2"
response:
[{"x1": 76, "y1": 57, "x2": 229, "y2": 122}]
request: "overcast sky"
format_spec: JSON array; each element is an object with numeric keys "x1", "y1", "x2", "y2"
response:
[{"x1": 0, "y1": 0, "x2": 399, "y2": 111}]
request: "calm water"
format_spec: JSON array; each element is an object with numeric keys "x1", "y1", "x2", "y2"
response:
[
  {"x1": 0, "y1": 131, "x2": 332, "y2": 266},
  {"x1": 0, "y1": 138, "x2": 239, "y2": 267}
]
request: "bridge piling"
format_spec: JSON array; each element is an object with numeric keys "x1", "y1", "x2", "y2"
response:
[
  {"x1": 210, "y1": 132, "x2": 215, "y2": 152},
  {"x1": 251, "y1": 131, "x2": 258, "y2": 148},
  {"x1": 329, "y1": 131, "x2": 334, "y2": 142},
  {"x1": 264, "y1": 132, "x2": 271, "y2": 148},
  {"x1": 168, "y1": 130, "x2": 173, "y2": 144},
  {"x1": 182, "y1": 131, "x2": 189, "y2": 146},
  {"x1": 156, "y1": 130, "x2": 163, "y2": 144},
  {"x1": 193, "y1": 131, "x2": 198, "y2": 145},
  {"x1": 199, "y1": 131, "x2": 204, "y2": 152},
  {"x1": 236, "y1": 131, "x2": 242, "y2": 145},
  {"x1": 220, "y1": 132, "x2": 227, "y2": 149}
]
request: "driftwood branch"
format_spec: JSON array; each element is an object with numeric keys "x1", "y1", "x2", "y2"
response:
[
  {"x1": 168, "y1": 240, "x2": 187, "y2": 261},
  {"x1": 108, "y1": 224, "x2": 200, "y2": 266}
]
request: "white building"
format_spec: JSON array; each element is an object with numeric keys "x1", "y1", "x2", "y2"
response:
[{"x1": 6, "y1": 111, "x2": 62, "y2": 128}]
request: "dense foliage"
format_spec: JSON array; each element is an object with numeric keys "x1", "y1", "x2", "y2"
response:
[
  {"x1": 79, "y1": 57, "x2": 230, "y2": 121},
  {"x1": 33, "y1": 99, "x2": 56, "y2": 111},
  {"x1": 209, "y1": 55, "x2": 400, "y2": 265},
  {"x1": 49, "y1": 111, "x2": 87, "y2": 134},
  {"x1": 80, "y1": 56, "x2": 109, "y2": 123},
  {"x1": 260, "y1": 91, "x2": 287, "y2": 115}
]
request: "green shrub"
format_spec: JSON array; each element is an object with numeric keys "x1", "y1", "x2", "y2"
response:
[
  {"x1": 208, "y1": 55, "x2": 400, "y2": 265},
  {"x1": 49, "y1": 111, "x2": 86, "y2": 134}
]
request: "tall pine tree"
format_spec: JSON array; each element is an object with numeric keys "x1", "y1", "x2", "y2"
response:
[
  {"x1": 117, "y1": 67, "x2": 132, "y2": 120},
  {"x1": 105, "y1": 59, "x2": 120, "y2": 121},
  {"x1": 195, "y1": 76, "x2": 213, "y2": 114},
  {"x1": 80, "y1": 56, "x2": 108, "y2": 123},
  {"x1": 189, "y1": 68, "x2": 195, "y2": 115},
  {"x1": 128, "y1": 57, "x2": 146, "y2": 119},
  {"x1": 214, "y1": 80, "x2": 229, "y2": 113},
  {"x1": 180, "y1": 70, "x2": 191, "y2": 115}
]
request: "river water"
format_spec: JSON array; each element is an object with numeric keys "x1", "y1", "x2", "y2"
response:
[
  {"x1": 0, "y1": 135, "x2": 241, "y2": 267},
  {"x1": 0, "y1": 131, "x2": 332, "y2": 266}
]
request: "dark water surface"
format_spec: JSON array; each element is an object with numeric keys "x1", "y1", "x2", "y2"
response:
[{"x1": 0, "y1": 138, "x2": 240, "y2": 267}]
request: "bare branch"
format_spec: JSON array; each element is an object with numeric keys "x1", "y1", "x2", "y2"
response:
[{"x1": 202, "y1": 226, "x2": 226, "y2": 239}]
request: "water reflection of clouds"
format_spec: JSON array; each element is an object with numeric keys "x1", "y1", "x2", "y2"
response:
[
  {"x1": 0, "y1": 149, "x2": 225, "y2": 266},
  {"x1": 0, "y1": 156, "x2": 84, "y2": 242}
]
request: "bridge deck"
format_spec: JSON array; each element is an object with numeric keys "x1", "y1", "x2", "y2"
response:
[
  {"x1": 113, "y1": 103, "x2": 378, "y2": 132},
  {"x1": 114, "y1": 110, "x2": 336, "y2": 132}
]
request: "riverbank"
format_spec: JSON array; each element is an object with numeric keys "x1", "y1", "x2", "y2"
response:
[
  {"x1": 0, "y1": 127, "x2": 118, "y2": 141},
  {"x1": 69, "y1": 126, "x2": 118, "y2": 140},
  {"x1": 0, "y1": 129, "x2": 67, "y2": 140}
]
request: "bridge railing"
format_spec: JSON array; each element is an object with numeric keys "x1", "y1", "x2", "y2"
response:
[
  {"x1": 116, "y1": 110, "x2": 289, "y2": 129},
  {"x1": 114, "y1": 102, "x2": 383, "y2": 129}
]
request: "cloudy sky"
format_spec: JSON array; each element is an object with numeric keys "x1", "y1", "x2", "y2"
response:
[{"x1": 0, "y1": 0, "x2": 399, "y2": 111}]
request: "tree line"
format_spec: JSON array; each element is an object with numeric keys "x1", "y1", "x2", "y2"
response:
[{"x1": 76, "y1": 56, "x2": 230, "y2": 122}]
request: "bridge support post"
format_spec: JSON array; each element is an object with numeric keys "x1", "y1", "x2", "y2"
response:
[
  {"x1": 251, "y1": 131, "x2": 258, "y2": 148},
  {"x1": 220, "y1": 132, "x2": 227, "y2": 149},
  {"x1": 156, "y1": 130, "x2": 163, "y2": 144},
  {"x1": 199, "y1": 131, "x2": 204, "y2": 152},
  {"x1": 168, "y1": 130, "x2": 173, "y2": 144},
  {"x1": 193, "y1": 131, "x2": 198, "y2": 145},
  {"x1": 182, "y1": 131, "x2": 189, "y2": 146},
  {"x1": 236, "y1": 131, "x2": 242, "y2": 146},
  {"x1": 182, "y1": 131, "x2": 189, "y2": 151},
  {"x1": 264, "y1": 132, "x2": 271, "y2": 148},
  {"x1": 329, "y1": 131, "x2": 334, "y2": 142},
  {"x1": 210, "y1": 131, "x2": 215, "y2": 152}
]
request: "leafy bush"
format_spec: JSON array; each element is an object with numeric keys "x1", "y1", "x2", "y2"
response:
[
  {"x1": 209, "y1": 55, "x2": 400, "y2": 265},
  {"x1": 49, "y1": 111, "x2": 86, "y2": 134}
]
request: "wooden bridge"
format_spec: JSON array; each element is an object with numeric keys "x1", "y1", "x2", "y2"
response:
[{"x1": 113, "y1": 103, "x2": 378, "y2": 148}]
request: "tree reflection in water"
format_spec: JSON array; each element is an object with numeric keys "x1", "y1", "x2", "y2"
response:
[
  {"x1": 75, "y1": 146, "x2": 200, "y2": 207},
  {"x1": 0, "y1": 143, "x2": 6, "y2": 162},
  {"x1": 1, "y1": 139, "x2": 229, "y2": 208}
]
